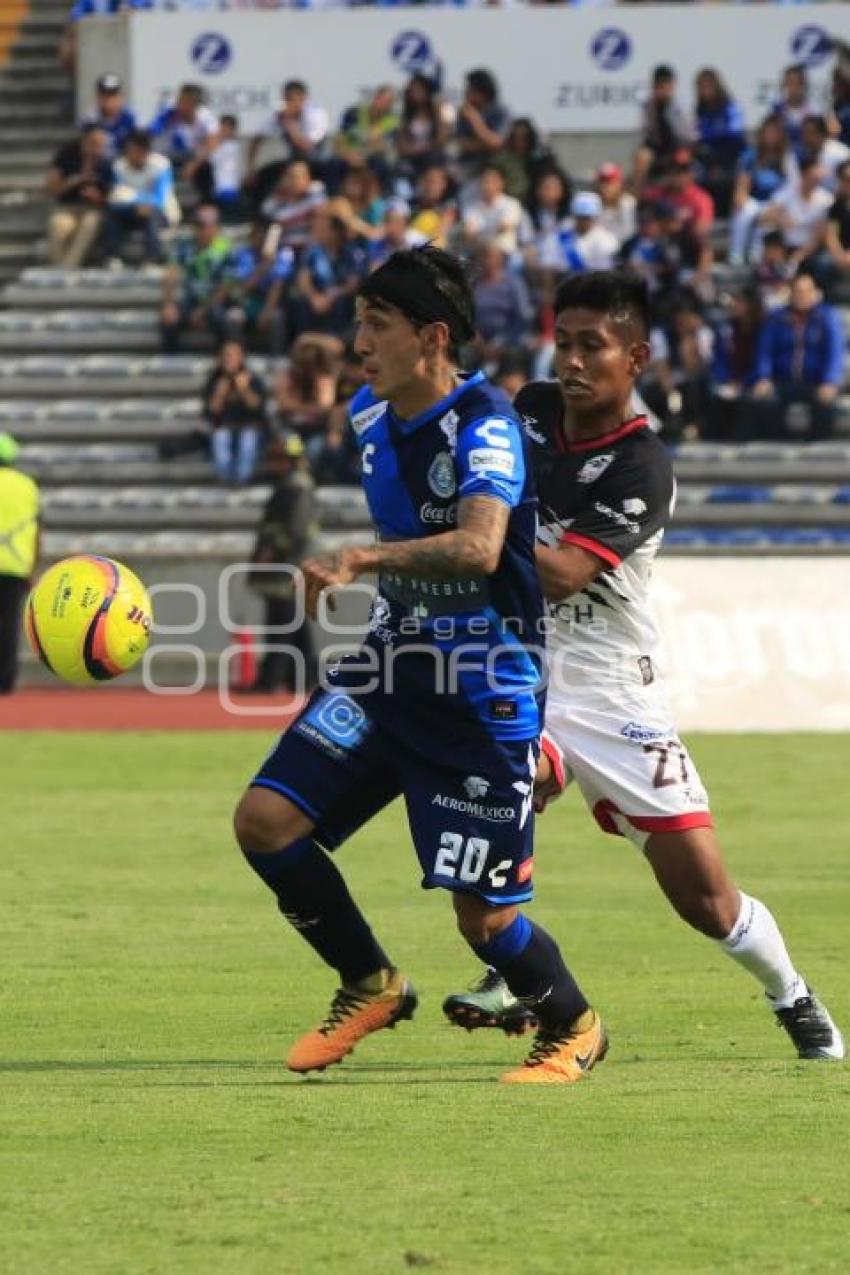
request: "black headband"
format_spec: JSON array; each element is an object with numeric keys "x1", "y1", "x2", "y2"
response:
[{"x1": 359, "y1": 259, "x2": 476, "y2": 345}]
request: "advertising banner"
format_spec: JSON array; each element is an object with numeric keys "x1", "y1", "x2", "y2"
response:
[{"x1": 96, "y1": 7, "x2": 849, "y2": 135}]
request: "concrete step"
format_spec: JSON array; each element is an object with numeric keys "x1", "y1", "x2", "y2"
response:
[
  {"x1": 2, "y1": 278, "x2": 160, "y2": 307},
  {"x1": 0, "y1": 126, "x2": 70, "y2": 149},
  {"x1": 0, "y1": 396, "x2": 203, "y2": 439},
  {"x1": 0, "y1": 58, "x2": 68, "y2": 78},
  {"x1": 0, "y1": 100, "x2": 72, "y2": 122},
  {"x1": 0, "y1": 354, "x2": 220, "y2": 397},
  {"x1": 0, "y1": 76, "x2": 70, "y2": 96}
]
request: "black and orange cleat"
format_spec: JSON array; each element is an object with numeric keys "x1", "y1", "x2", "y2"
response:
[
  {"x1": 286, "y1": 969, "x2": 417, "y2": 1073},
  {"x1": 500, "y1": 1010, "x2": 609, "y2": 1085}
]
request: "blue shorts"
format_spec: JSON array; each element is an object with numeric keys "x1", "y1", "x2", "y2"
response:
[{"x1": 251, "y1": 689, "x2": 539, "y2": 905}]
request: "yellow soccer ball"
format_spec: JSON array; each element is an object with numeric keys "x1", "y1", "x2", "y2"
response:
[{"x1": 25, "y1": 555, "x2": 153, "y2": 686}]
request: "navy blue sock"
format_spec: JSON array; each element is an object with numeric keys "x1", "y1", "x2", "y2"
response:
[
  {"x1": 242, "y1": 837, "x2": 390, "y2": 986},
  {"x1": 473, "y1": 915, "x2": 589, "y2": 1029}
]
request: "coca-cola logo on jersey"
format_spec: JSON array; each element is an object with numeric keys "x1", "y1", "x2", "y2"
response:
[{"x1": 420, "y1": 502, "x2": 458, "y2": 525}]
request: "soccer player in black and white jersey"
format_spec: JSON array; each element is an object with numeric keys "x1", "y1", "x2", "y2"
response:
[{"x1": 444, "y1": 269, "x2": 844, "y2": 1061}]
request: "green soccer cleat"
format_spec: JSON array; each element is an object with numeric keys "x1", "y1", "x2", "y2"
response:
[{"x1": 442, "y1": 968, "x2": 538, "y2": 1036}]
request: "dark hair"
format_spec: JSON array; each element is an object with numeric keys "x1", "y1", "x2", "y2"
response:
[
  {"x1": 554, "y1": 270, "x2": 650, "y2": 341},
  {"x1": 652, "y1": 64, "x2": 676, "y2": 86},
  {"x1": 465, "y1": 68, "x2": 499, "y2": 105},
  {"x1": 359, "y1": 246, "x2": 476, "y2": 357},
  {"x1": 784, "y1": 63, "x2": 808, "y2": 85},
  {"x1": 527, "y1": 165, "x2": 572, "y2": 224},
  {"x1": 283, "y1": 79, "x2": 307, "y2": 96},
  {"x1": 762, "y1": 229, "x2": 788, "y2": 251},
  {"x1": 125, "y1": 128, "x2": 151, "y2": 150},
  {"x1": 178, "y1": 82, "x2": 204, "y2": 101},
  {"x1": 696, "y1": 67, "x2": 731, "y2": 111},
  {"x1": 401, "y1": 72, "x2": 441, "y2": 134},
  {"x1": 798, "y1": 156, "x2": 822, "y2": 174},
  {"x1": 755, "y1": 113, "x2": 788, "y2": 160},
  {"x1": 220, "y1": 114, "x2": 238, "y2": 130},
  {"x1": 792, "y1": 267, "x2": 818, "y2": 287},
  {"x1": 837, "y1": 159, "x2": 850, "y2": 181},
  {"x1": 802, "y1": 113, "x2": 829, "y2": 139}
]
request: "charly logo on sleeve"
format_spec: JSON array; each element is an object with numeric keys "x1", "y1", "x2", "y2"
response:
[{"x1": 427, "y1": 451, "x2": 457, "y2": 498}]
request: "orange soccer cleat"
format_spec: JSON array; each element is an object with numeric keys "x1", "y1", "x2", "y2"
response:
[
  {"x1": 286, "y1": 969, "x2": 417, "y2": 1073},
  {"x1": 500, "y1": 1009, "x2": 609, "y2": 1085}
]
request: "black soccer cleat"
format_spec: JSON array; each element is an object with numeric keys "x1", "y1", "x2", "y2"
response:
[
  {"x1": 772, "y1": 985, "x2": 845, "y2": 1060},
  {"x1": 442, "y1": 968, "x2": 538, "y2": 1037}
]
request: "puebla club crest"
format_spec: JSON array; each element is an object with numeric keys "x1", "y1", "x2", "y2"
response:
[{"x1": 427, "y1": 451, "x2": 456, "y2": 499}]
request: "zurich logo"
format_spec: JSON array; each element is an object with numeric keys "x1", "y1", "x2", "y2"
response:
[
  {"x1": 190, "y1": 32, "x2": 232, "y2": 76},
  {"x1": 789, "y1": 25, "x2": 832, "y2": 68},
  {"x1": 590, "y1": 28, "x2": 632, "y2": 72},
  {"x1": 391, "y1": 30, "x2": 433, "y2": 75}
]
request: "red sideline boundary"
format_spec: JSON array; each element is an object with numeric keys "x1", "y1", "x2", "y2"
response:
[{"x1": 0, "y1": 689, "x2": 306, "y2": 731}]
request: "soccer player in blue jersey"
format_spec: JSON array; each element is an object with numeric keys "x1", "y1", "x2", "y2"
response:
[{"x1": 233, "y1": 246, "x2": 607, "y2": 1084}]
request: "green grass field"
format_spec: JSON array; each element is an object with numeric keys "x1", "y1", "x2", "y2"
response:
[{"x1": 2, "y1": 732, "x2": 849, "y2": 1275}]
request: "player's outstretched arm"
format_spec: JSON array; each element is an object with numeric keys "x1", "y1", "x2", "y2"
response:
[
  {"x1": 301, "y1": 495, "x2": 510, "y2": 617},
  {"x1": 535, "y1": 543, "x2": 606, "y2": 602}
]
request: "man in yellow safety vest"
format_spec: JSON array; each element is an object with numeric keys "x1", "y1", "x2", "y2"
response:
[{"x1": 0, "y1": 433, "x2": 40, "y2": 694}]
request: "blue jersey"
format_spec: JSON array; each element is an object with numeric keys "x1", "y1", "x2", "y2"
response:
[{"x1": 329, "y1": 371, "x2": 544, "y2": 751}]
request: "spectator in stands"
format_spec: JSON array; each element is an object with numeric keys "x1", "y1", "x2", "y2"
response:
[
  {"x1": 705, "y1": 287, "x2": 763, "y2": 439},
  {"x1": 203, "y1": 339, "x2": 267, "y2": 485},
  {"x1": 644, "y1": 293, "x2": 714, "y2": 439},
  {"x1": 45, "y1": 124, "x2": 112, "y2": 269},
  {"x1": 305, "y1": 345, "x2": 363, "y2": 488},
  {"x1": 0, "y1": 432, "x2": 39, "y2": 696},
  {"x1": 646, "y1": 148, "x2": 714, "y2": 235},
  {"x1": 555, "y1": 192, "x2": 619, "y2": 273},
  {"x1": 799, "y1": 115, "x2": 850, "y2": 192},
  {"x1": 770, "y1": 64, "x2": 816, "y2": 159},
  {"x1": 499, "y1": 117, "x2": 554, "y2": 205},
  {"x1": 368, "y1": 198, "x2": 427, "y2": 270},
  {"x1": 274, "y1": 332, "x2": 342, "y2": 446},
  {"x1": 160, "y1": 205, "x2": 231, "y2": 354},
  {"x1": 751, "y1": 270, "x2": 844, "y2": 440},
  {"x1": 455, "y1": 68, "x2": 511, "y2": 185},
  {"x1": 210, "y1": 115, "x2": 246, "y2": 222},
  {"x1": 493, "y1": 352, "x2": 529, "y2": 402},
  {"x1": 758, "y1": 158, "x2": 833, "y2": 258},
  {"x1": 339, "y1": 168, "x2": 386, "y2": 240},
  {"x1": 819, "y1": 160, "x2": 850, "y2": 291},
  {"x1": 80, "y1": 74, "x2": 136, "y2": 160},
  {"x1": 332, "y1": 85, "x2": 399, "y2": 192},
  {"x1": 149, "y1": 83, "x2": 219, "y2": 204},
  {"x1": 104, "y1": 129, "x2": 178, "y2": 265},
  {"x1": 634, "y1": 64, "x2": 692, "y2": 190},
  {"x1": 462, "y1": 163, "x2": 526, "y2": 255},
  {"x1": 730, "y1": 115, "x2": 797, "y2": 264},
  {"x1": 247, "y1": 431, "x2": 317, "y2": 695},
  {"x1": 595, "y1": 163, "x2": 636, "y2": 248},
  {"x1": 473, "y1": 243, "x2": 534, "y2": 370},
  {"x1": 753, "y1": 231, "x2": 795, "y2": 311},
  {"x1": 832, "y1": 49, "x2": 850, "y2": 148},
  {"x1": 692, "y1": 67, "x2": 747, "y2": 218},
  {"x1": 396, "y1": 74, "x2": 450, "y2": 183},
  {"x1": 220, "y1": 221, "x2": 293, "y2": 356},
  {"x1": 290, "y1": 208, "x2": 364, "y2": 340},
  {"x1": 622, "y1": 200, "x2": 688, "y2": 305},
  {"x1": 410, "y1": 165, "x2": 457, "y2": 247},
  {"x1": 246, "y1": 80, "x2": 329, "y2": 211},
  {"x1": 260, "y1": 159, "x2": 327, "y2": 253},
  {"x1": 525, "y1": 168, "x2": 571, "y2": 270}
]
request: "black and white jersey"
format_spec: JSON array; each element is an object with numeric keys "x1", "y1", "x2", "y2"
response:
[{"x1": 517, "y1": 380, "x2": 676, "y2": 689}]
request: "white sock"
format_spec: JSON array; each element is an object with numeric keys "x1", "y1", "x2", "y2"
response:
[{"x1": 719, "y1": 893, "x2": 806, "y2": 1008}]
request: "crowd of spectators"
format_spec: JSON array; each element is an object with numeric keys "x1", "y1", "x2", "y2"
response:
[{"x1": 47, "y1": 50, "x2": 850, "y2": 478}]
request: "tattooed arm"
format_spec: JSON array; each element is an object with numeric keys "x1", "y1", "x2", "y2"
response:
[{"x1": 302, "y1": 495, "x2": 510, "y2": 617}]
